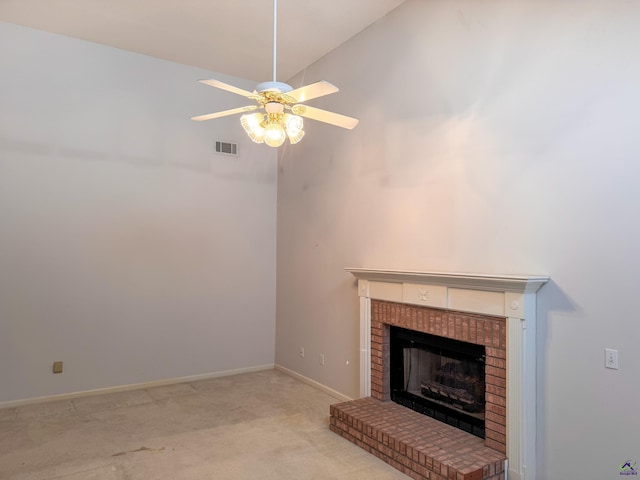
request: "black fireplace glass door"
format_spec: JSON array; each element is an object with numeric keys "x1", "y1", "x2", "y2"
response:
[{"x1": 390, "y1": 326, "x2": 486, "y2": 438}]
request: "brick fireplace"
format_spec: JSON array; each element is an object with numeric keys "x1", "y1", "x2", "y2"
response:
[
  {"x1": 330, "y1": 269, "x2": 548, "y2": 480},
  {"x1": 371, "y1": 300, "x2": 507, "y2": 452}
]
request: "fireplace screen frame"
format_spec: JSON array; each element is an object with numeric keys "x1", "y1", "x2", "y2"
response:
[{"x1": 390, "y1": 325, "x2": 486, "y2": 438}]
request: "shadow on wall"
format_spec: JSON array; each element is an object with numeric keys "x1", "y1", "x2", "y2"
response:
[
  {"x1": 535, "y1": 278, "x2": 579, "y2": 475},
  {"x1": 0, "y1": 135, "x2": 275, "y2": 185}
]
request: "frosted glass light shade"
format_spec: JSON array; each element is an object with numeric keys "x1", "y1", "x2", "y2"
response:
[
  {"x1": 264, "y1": 122, "x2": 286, "y2": 147},
  {"x1": 242, "y1": 110, "x2": 305, "y2": 147},
  {"x1": 285, "y1": 114, "x2": 304, "y2": 144},
  {"x1": 241, "y1": 113, "x2": 266, "y2": 143}
]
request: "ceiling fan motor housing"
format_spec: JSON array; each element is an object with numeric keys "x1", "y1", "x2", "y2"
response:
[{"x1": 255, "y1": 81, "x2": 293, "y2": 94}]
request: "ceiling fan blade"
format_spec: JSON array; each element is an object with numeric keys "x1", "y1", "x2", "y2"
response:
[
  {"x1": 291, "y1": 105, "x2": 359, "y2": 130},
  {"x1": 198, "y1": 79, "x2": 255, "y2": 98},
  {"x1": 191, "y1": 105, "x2": 258, "y2": 122},
  {"x1": 288, "y1": 81, "x2": 339, "y2": 103}
]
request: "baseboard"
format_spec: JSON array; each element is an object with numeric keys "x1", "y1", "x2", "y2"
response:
[
  {"x1": 0, "y1": 364, "x2": 275, "y2": 409},
  {"x1": 508, "y1": 466, "x2": 521, "y2": 480},
  {"x1": 274, "y1": 364, "x2": 353, "y2": 402}
]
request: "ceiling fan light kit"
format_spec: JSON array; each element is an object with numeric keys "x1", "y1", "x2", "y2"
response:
[{"x1": 191, "y1": 0, "x2": 358, "y2": 148}]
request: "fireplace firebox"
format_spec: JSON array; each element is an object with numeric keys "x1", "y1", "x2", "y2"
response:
[{"x1": 390, "y1": 325, "x2": 486, "y2": 438}]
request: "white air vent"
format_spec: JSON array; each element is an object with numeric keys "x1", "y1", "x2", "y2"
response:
[{"x1": 215, "y1": 141, "x2": 238, "y2": 156}]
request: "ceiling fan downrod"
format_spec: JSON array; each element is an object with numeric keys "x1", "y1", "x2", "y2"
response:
[
  {"x1": 256, "y1": 0, "x2": 291, "y2": 95},
  {"x1": 273, "y1": 0, "x2": 277, "y2": 83}
]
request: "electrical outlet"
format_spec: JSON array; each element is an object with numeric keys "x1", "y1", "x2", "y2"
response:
[
  {"x1": 299, "y1": 347, "x2": 305, "y2": 358},
  {"x1": 320, "y1": 354, "x2": 325, "y2": 366},
  {"x1": 52, "y1": 361, "x2": 63, "y2": 374},
  {"x1": 605, "y1": 348, "x2": 619, "y2": 369}
]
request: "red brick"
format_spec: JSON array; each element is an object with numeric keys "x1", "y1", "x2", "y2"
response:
[
  {"x1": 485, "y1": 356, "x2": 506, "y2": 369},
  {"x1": 492, "y1": 323, "x2": 501, "y2": 348},
  {"x1": 483, "y1": 321, "x2": 492, "y2": 346},
  {"x1": 485, "y1": 438, "x2": 507, "y2": 454},
  {"x1": 486, "y1": 384, "x2": 507, "y2": 398},
  {"x1": 485, "y1": 366, "x2": 506, "y2": 379},
  {"x1": 485, "y1": 412, "x2": 506, "y2": 426},
  {"x1": 485, "y1": 429, "x2": 506, "y2": 445},
  {"x1": 485, "y1": 347, "x2": 506, "y2": 359},
  {"x1": 486, "y1": 393, "x2": 507, "y2": 407},
  {"x1": 485, "y1": 403, "x2": 506, "y2": 417},
  {"x1": 465, "y1": 469, "x2": 483, "y2": 480},
  {"x1": 485, "y1": 420, "x2": 506, "y2": 436},
  {"x1": 412, "y1": 463, "x2": 431, "y2": 478},
  {"x1": 485, "y1": 374, "x2": 506, "y2": 388},
  {"x1": 445, "y1": 316, "x2": 452, "y2": 336}
]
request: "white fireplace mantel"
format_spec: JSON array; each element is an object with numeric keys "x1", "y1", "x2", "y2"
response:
[
  {"x1": 347, "y1": 268, "x2": 549, "y2": 295},
  {"x1": 346, "y1": 268, "x2": 549, "y2": 480}
]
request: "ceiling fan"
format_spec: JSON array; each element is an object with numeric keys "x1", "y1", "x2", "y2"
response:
[{"x1": 190, "y1": 0, "x2": 359, "y2": 148}]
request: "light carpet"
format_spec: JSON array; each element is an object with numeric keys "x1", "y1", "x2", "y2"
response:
[{"x1": 0, "y1": 369, "x2": 407, "y2": 479}]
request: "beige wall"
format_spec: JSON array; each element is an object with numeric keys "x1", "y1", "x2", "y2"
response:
[
  {"x1": 276, "y1": 1, "x2": 640, "y2": 478},
  {"x1": 0, "y1": 22, "x2": 277, "y2": 403}
]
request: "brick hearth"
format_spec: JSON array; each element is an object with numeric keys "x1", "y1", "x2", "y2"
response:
[
  {"x1": 330, "y1": 300, "x2": 508, "y2": 480},
  {"x1": 330, "y1": 397, "x2": 506, "y2": 480}
]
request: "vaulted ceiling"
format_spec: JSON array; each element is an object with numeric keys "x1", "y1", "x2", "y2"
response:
[{"x1": 0, "y1": 0, "x2": 407, "y2": 82}]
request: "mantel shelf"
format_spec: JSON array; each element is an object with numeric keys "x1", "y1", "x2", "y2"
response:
[{"x1": 345, "y1": 268, "x2": 549, "y2": 294}]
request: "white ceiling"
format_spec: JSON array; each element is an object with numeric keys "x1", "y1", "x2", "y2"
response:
[{"x1": 0, "y1": 0, "x2": 406, "y2": 82}]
